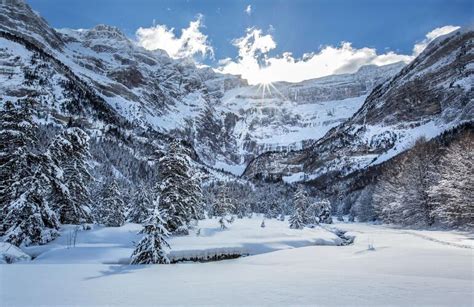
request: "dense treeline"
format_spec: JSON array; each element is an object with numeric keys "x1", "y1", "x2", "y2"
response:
[{"x1": 330, "y1": 124, "x2": 474, "y2": 229}]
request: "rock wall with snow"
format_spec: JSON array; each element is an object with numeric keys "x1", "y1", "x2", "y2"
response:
[
  {"x1": 0, "y1": 0, "x2": 406, "y2": 177},
  {"x1": 244, "y1": 27, "x2": 473, "y2": 183}
]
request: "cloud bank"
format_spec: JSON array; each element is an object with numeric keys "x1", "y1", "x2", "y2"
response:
[
  {"x1": 217, "y1": 25, "x2": 460, "y2": 84},
  {"x1": 136, "y1": 14, "x2": 214, "y2": 60},
  {"x1": 136, "y1": 16, "x2": 459, "y2": 85}
]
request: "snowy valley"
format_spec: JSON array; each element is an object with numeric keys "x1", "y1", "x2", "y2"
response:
[{"x1": 0, "y1": 0, "x2": 473, "y2": 306}]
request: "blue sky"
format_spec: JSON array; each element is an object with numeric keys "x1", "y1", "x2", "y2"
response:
[{"x1": 28, "y1": 0, "x2": 473, "y2": 83}]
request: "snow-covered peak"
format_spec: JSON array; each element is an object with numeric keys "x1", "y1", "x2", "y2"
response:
[{"x1": 82, "y1": 24, "x2": 128, "y2": 42}]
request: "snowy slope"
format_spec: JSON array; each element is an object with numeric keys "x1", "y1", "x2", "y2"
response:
[
  {"x1": 2, "y1": 222, "x2": 472, "y2": 306},
  {"x1": 244, "y1": 26, "x2": 474, "y2": 182},
  {"x1": 0, "y1": 1, "x2": 404, "y2": 176},
  {"x1": 208, "y1": 63, "x2": 403, "y2": 174},
  {"x1": 22, "y1": 217, "x2": 341, "y2": 264}
]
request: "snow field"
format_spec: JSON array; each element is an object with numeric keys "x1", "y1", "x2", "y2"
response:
[
  {"x1": 22, "y1": 216, "x2": 342, "y2": 264},
  {"x1": 1, "y1": 221, "x2": 472, "y2": 306}
]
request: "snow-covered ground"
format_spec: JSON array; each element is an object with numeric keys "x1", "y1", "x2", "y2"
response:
[
  {"x1": 1, "y1": 221, "x2": 473, "y2": 306},
  {"x1": 20, "y1": 217, "x2": 341, "y2": 264}
]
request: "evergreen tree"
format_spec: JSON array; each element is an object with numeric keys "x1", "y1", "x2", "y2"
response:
[
  {"x1": 187, "y1": 169, "x2": 205, "y2": 221},
  {"x1": 429, "y1": 138, "x2": 474, "y2": 228},
  {"x1": 213, "y1": 183, "x2": 235, "y2": 229},
  {"x1": 289, "y1": 186, "x2": 308, "y2": 229},
  {"x1": 130, "y1": 204, "x2": 170, "y2": 264},
  {"x1": 289, "y1": 208, "x2": 305, "y2": 229},
  {"x1": 96, "y1": 180, "x2": 125, "y2": 227},
  {"x1": 158, "y1": 140, "x2": 201, "y2": 234},
  {"x1": 48, "y1": 128, "x2": 93, "y2": 224},
  {"x1": 1, "y1": 101, "x2": 60, "y2": 246},
  {"x1": 0, "y1": 101, "x2": 37, "y2": 233},
  {"x1": 127, "y1": 186, "x2": 153, "y2": 224},
  {"x1": 261, "y1": 219, "x2": 266, "y2": 228},
  {"x1": 264, "y1": 201, "x2": 280, "y2": 219},
  {"x1": 3, "y1": 171, "x2": 59, "y2": 246}
]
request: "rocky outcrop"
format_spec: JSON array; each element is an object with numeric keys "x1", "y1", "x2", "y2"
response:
[{"x1": 244, "y1": 27, "x2": 473, "y2": 182}]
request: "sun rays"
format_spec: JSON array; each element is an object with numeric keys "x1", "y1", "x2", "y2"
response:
[{"x1": 256, "y1": 81, "x2": 286, "y2": 100}]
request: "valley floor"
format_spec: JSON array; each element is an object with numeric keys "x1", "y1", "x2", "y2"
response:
[{"x1": 1, "y1": 220, "x2": 473, "y2": 306}]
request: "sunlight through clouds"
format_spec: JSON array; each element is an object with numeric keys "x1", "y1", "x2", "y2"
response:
[{"x1": 217, "y1": 25, "x2": 459, "y2": 84}]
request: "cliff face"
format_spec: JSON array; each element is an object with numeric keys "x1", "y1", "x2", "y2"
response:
[
  {"x1": 0, "y1": 0, "x2": 404, "y2": 175},
  {"x1": 244, "y1": 27, "x2": 473, "y2": 182}
]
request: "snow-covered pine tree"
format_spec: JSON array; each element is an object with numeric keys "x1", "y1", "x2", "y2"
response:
[
  {"x1": 47, "y1": 127, "x2": 93, "y2": 224},
  {"x1": 0, "y1": 101, "x2": 37, "y2": 233},
  {"x1": 96, "y1": 180, "x2": 125, "y2": 227},
  {"x1": 130, "y1": 204, "x2": 170, "y2": 264},
  {"x1": 186, "y1": 169, "x2": 205, "y2": 221},
  {"x1": 127, "y1": 186, "x2": 153, "y2": 224},
  {"x1": 158, "y1": 140, "x2": 201, "y2": 234},
  {"x1": 213, "y1": 183, "x2": 235, "y2": 229},
  {"x1": 264, "y1": 201, "x2": 279, "y2": 219},
  {"x1": 1, "y1": 101, "x2": 60, "y2": 246},
  {"x1": 289, "y1": 186, "x2": 308, "y2": 229},
  {"x1": 3, "y1": 169, "x2": 60, "y2": 246},
  {"x1": 289, "y1": 208, "x2": 305, "y2": 229},
  {"x1": 429, "y1": 137, "x2": 474, "y2": 228}
]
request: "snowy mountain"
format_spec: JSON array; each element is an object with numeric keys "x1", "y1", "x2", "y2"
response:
[
  {"x1": 1, "y1": 0, "x2": 471, "y2": 185},
  {"x1": 0, "y1": 0, "x2": 406, "y2": 177},
  {"x1": 244, "y1": 26, "x2": 473, "y2": 183}
]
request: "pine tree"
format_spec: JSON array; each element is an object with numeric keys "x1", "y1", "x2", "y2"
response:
[
  {"x1": 186, "y1": 169, "x2": 205, "y2": 221},
  {"x1": 289, "y1": 186, "x2": 309, "y2": 229},
  {"x1": 130, "y1": 205, "x2": 170, "y2": 264},
  {"x1": 213, "y1": 183, "x2": 235, "y2": 229},
  {"x1": 260, "y1": 219, "x2": 266, "y2": 228},
  {"x1": 158, "y1": 140, "x2": 201, "y2": 234},
  {"x1": 1, "y1": 101, "x2": 60, "y2": 245},
  {"x1": 289, "y1": 208, "x2": 305, "y2": 229},
  {"x1": 47, "y1": 128, "x2": 93, "y2": 224},
  {"x1": 96, "y1": 180, "x2": 125, "y2": 227},
  {"x1": 0, "y1": 101, "x2": 37, "y2": 233},
  {"x1": 264, "y1": 201, "x2": 279, "y2": 219},
  {"x1": 3, "y1": 171, "x2": 59, "y2": 246},
  {"x1": 429, "y1": 138, "x2": 474, "y2": 228},
  {"x1": 127, "y1": 186, "x2": 153, "y2": 224}
]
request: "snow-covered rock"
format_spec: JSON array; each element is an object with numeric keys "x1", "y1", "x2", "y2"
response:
[
  {"x1": 0, "y1": 242, "x2": 31, "y2": 263},
  {"x1": 0, "y1": 1, "x2": 404, "y2": 176},
  {"x1": 244, "y1": 26, "x2": 474, "y2": 182}
]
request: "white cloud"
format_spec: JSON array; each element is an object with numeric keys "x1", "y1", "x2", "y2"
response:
[
  {"x1": 217, "y1": 25, "x2": 460, "y2": 84},
  {"x1": 412, "y1": 25, "x2": 460, "y2": 56},
  {"x1": 245, "y1": 5, "x2": 252, "y2": 16},
  {"x1": 136, "y1": 14, "x2": 214, "y2": 60}
]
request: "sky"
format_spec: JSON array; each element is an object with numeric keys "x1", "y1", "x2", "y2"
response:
[{"x1": 27, "y1": 0, "x2": 473, "y2": 84}]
